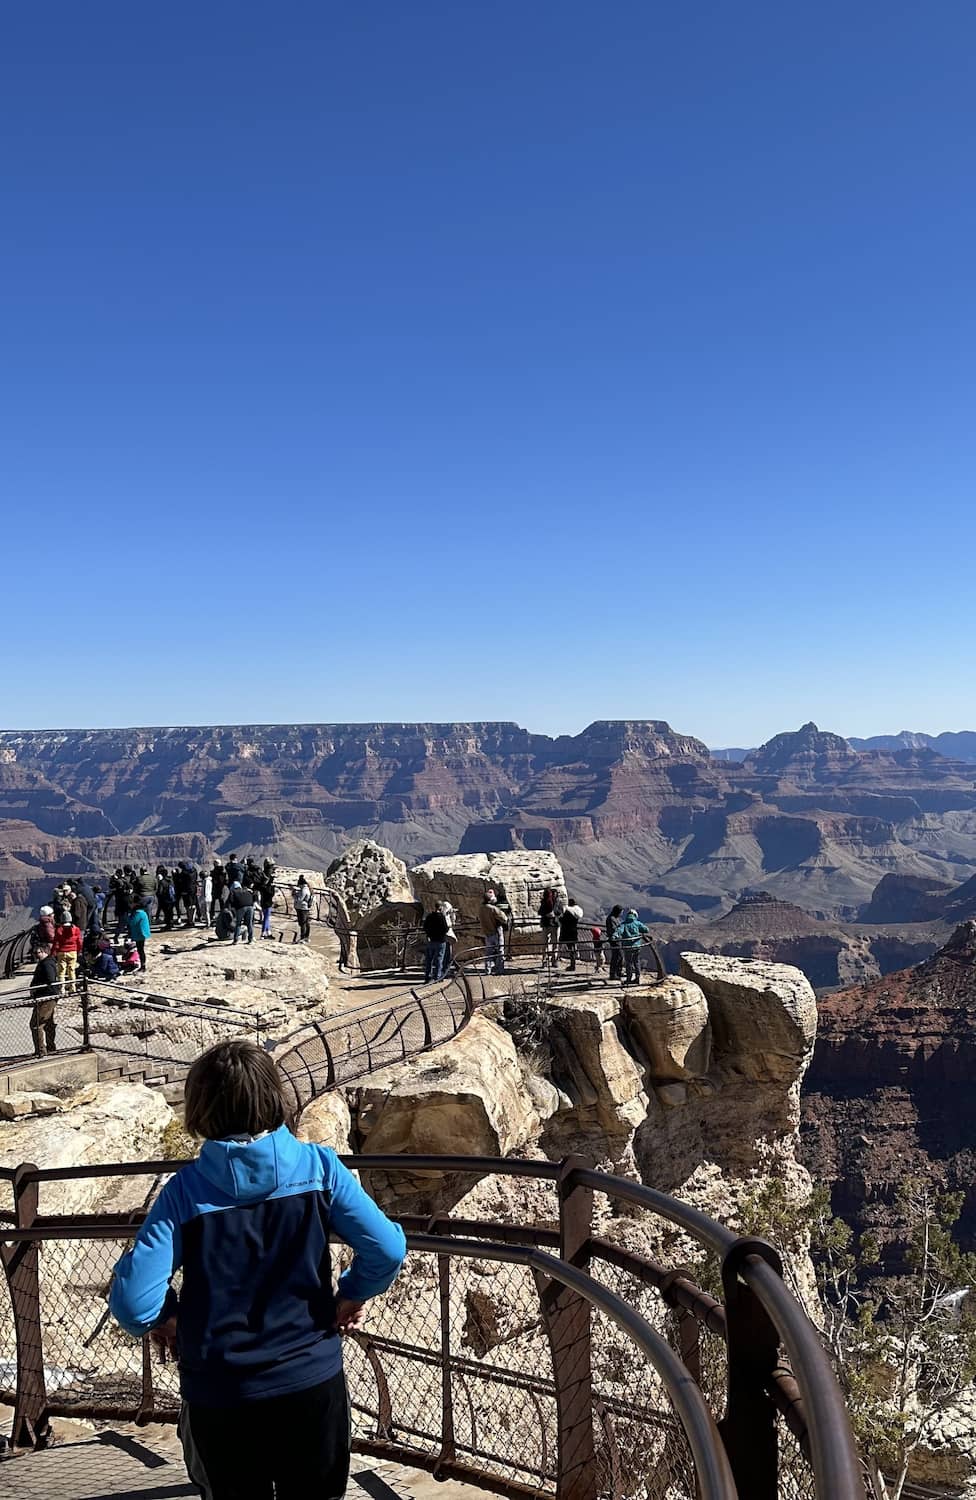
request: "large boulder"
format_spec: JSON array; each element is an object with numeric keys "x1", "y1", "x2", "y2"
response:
[
  {"x1": 410, "y1": 849, "x2": 567, "y2": 956},
  {"x1": 678, "y1": 952, "x2": 817, "y2": 1084},
  {"x1": 325, "y1": 840, "x2": 412, "y2": 923},
  {"x1": 297, "y1": 1090, "x2": 353, "y2": 1153},
  {"x1": 541, "y1": 993, "x2": 648, "y2": 1166},
  {"x1": 0, "y1": 1080, "x2": 173, "y2": 1217},
  {"x1": 623, "y1": 977, "x2": 711, "y2": 1081},
  {"x1": 351, "y1": 1016, "x2": 540, "y2": 1211}
]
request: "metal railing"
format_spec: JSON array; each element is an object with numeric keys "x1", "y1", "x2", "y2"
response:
[
  {"x1": 273, "y1": 965, "x2": 476, "y2": 1114},
  {"x1": 0, "y1": 978, "x2": 262, "y2": 1077},
  {"x1": 0, "y1": 927, "x2": 34, "y2": 981},
  {"x1": 0, "y1": 1154, "x2": 864, "y2": 1499}
]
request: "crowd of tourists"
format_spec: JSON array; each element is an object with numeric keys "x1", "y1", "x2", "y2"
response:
[
  {"x1": 21, "y1": 859, "x2": 321, "y2": 1058},
  {"x1": 420, "y1": 883, "x2": 651, "y2": 983}
]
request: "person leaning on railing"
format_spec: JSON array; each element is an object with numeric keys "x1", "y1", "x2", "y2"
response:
[
  {"x1": 28, "y1": 942, "x2": 59, "y2": 1056},
  {"x1": 109, "y1": 1039, "x2": 406, "y2": 1500},
  {"x1": 616, "y1": 908, "x2": 649, "y2": 985}
]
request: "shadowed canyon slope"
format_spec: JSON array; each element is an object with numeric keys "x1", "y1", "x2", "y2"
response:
[
  {"x1": 802, "y1": 922, "x2": 976, "y2": 1255},
  {"x1": 1, "y1": 719, "x2": 976, "y2": 923}
]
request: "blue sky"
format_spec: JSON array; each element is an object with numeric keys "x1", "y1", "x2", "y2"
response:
[{"x1": 2, "y1": 2, "x2": 973, "y2": 745}]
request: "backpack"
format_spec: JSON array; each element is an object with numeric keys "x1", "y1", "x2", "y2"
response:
[{"x1": 215, "y1": 908, "x2": 234, "y2": 940}]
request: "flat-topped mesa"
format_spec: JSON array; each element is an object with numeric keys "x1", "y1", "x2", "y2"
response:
[{"x1": 546, "y1": 720, "x2": 712, "y2": 764}]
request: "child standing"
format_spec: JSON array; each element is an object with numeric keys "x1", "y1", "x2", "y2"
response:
[{"x1": 110, "y1": 1040, "x2": 406, "y2": 1500}]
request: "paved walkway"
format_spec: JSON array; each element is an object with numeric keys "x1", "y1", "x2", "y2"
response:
[{"x1": 0, "y1": 1421, "x2": 495, "y2": 1500}]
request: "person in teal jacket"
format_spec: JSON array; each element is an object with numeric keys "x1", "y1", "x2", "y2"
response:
[
  {"x1": 125, "y1": 903, "x2": 151, "y2": 972},
  {"x1": 616, "y1": 908, "x2": 649, "y2": 985},
  {"x1": 110, "y1": 1038, "x2": 406, "y2": 1499}
]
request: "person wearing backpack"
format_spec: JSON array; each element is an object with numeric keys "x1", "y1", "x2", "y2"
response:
[
  {"x1": 606, "y1": 904, "x2": 624, "y2": 980},
  {"x1": 230, "y1": 882, "x2": 255, "y2": 945},
  {"x1": 127, "y1": 903, "x2": 151, "y2": 972},
  {"x1": 557, "y1": 896, "x2": 584, "y2": 971},
  {"x1": 257, "y1": 870, "x2": 275, "y2": 938},
  {"x1": 210, "y1": 861, "x2": 228, "y2": 922},
  {"x1": 294, "y1": 876, "x2": 312, "y2": 943},
  {"x1": 156, "y1": 867, "x2": 177, "y2": 930},
  {"x1": 616, "y1": 908, "x2": 649, "y2": 985}
]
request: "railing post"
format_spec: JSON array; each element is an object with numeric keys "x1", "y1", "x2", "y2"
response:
[
  {"x1": 535, "y1": 1157, "x2": 597, "y2": 1500},
  {"x1": 80, "y1": 974, "x2": 92, "y2": 1053},
  {"x1": 345, "y1": 930, "x2": 358, "y2": 971},
  {"x1": 719, "y1": 1237, "x2": 781, "y2": 1500},
  {"x1": 2, "y1": 1165, "x2": 48, "y2": 1448},
  {"x1": 432, "y1": 1219, "x2": 456, "y2": 1474}
]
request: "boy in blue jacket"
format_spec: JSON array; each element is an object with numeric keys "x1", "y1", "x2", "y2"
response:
[{"x1": 110, "y1": 1039, "x2": 406, "y2": 1499}]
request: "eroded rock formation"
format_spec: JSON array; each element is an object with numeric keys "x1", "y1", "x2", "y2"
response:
[{"x1": 802, "y1": 922, "x2": 976, "y2": 1252}]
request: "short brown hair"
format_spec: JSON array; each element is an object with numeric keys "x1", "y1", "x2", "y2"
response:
[{"x1": 183, "y1": 1039, "x2": 289, "y2": 1140}]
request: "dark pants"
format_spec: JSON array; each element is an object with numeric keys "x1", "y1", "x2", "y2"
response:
[
  {"x1": 115, "y1": 905, "x2": 130, "y2": 939},
  {"x1": 30, "y1": 999, "x2": 57, "y2": 1056},
  {"x1": 624, "y1": 949, "x2": 641, "y2": 983},
  {"x1": 233, "y1": 906, "x2": 255, "y2": 944},
  {"x1": 297, "y1": 909, "x2": 311, "y2": 942},
  {"x1": 179, "y1": 1371, "x2": 350, "y2": 1500},
  {"x1": 184, "y1": 900, "x2": 198, "y2": 927},
  {"x1": 609, "y1": 943, "x2": 623, "y2": 980},
  {"x1": 136, "y1": 938, "x2": 147, "y2": 972},
  {"x1": 424, "y1": 939, "x2": 447, "y2": 981},
  {"x1": 161, "y1": 901, "x2": 176, "y2": 930}
]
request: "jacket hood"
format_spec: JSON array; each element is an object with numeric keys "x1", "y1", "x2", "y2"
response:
[{"x1": 196, "y1": 1124, "x2": 302, "y2": 1202}]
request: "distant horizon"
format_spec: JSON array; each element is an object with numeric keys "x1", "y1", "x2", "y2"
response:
[{"x1": 1, "y1": 717, "x2": 974, "y2": 748}]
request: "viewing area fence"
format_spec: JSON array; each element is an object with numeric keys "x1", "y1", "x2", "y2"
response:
[{"x1": 0, "y1": 1154, "x2": 865, "y2": 1500}]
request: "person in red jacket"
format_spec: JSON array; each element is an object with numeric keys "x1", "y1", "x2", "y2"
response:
[{"x1": 52, "y1": 917, "x2": 83, "y2": 995}]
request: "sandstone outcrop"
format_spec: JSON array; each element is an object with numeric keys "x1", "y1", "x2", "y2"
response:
[
  {"x1": 410, "y1": 850, "x2": 567, "y2": 936},
  {"x1": 678, "y1": 953, "x2": 817, "y2": 1084},
  {"x1": 349, "y1": 1016, "x2": 541, "y2": 1211},
  {"x1": 0, "y1": 1080, "x2": 172, "y2": 1216},
  {"x1": 623, "y1": 977, "x2": 711, "y2": 1081},
  {"x1": 296, "y1": 1090, "x2": 353, "y2": 1153},
  {"x1": 341, "y1": 950, "x2": 818, "y2": 1258},
  {"x1": 324, "y1": 840, "x2": 412, "y2": 921}
]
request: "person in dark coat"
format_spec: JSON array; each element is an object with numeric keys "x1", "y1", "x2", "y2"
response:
[
  {"x1": 230, "y1": 881, "x2": 255, "y2": 945},
  {"x1": 156, "y1": 867, "x2": 177, "y2": 930},
  {"x1": 29, "y1": 944, "x2": 59, "y2": 1056},
  {"x1": 606, "y1": 905, "x2": 624, "y2": 980},
  {"x1": 422, "y1": 906, "x2": 450, "y2": 982},
  {"x1": 210, "y1": 862, "x2": 227, "y2": 922}
]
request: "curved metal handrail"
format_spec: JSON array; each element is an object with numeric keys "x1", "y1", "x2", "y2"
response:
[
  {"x1": 0, "y1": 1152, "x2": 863, "y2": 1497},
  {"x1": 0, "y1": 927, "x2": 35, "y2": 980},
  {"x1": 272, "y1": 964, "x2": 476, "y2": 1114},
  {"x1": 408, "y1": 1231, "x2": 738, "y2": 1500}
]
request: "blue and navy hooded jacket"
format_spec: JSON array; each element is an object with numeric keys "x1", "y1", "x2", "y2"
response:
[{"x1": 109, "y1": 1127, "x2": 406, "y2": 1406}]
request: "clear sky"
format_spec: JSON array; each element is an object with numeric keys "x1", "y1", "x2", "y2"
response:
[{"x1": 2, "y1": 2, "x2": 973, "y2": 746}]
